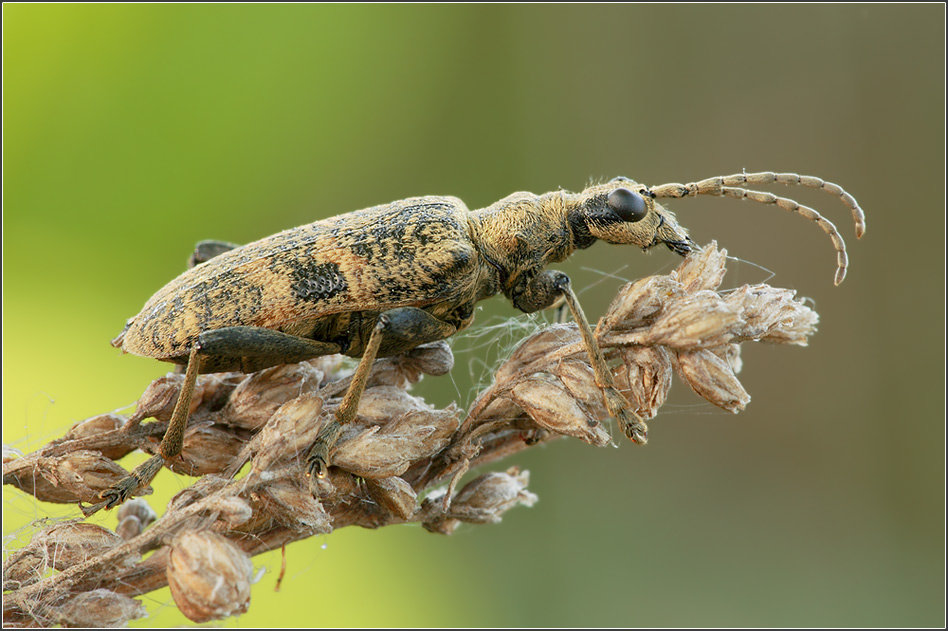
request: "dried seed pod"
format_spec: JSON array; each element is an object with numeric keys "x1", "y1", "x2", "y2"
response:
[
  {"x1": 248, "y1": 393, "x2": 324, "y2": 475},
  {"x1": 474, "y1": 395, "x2": 529, "y2": 423},
  {"x1": 725, "y1": 284, "x2": 819, "y2": 345},
  {"x1": 5, "y1": 451, "x2": 137, "y2": 504},
  {"x1": 364, "y1": 476, "x2": 417, "y2": 520},
  {"x1": 598, "y1": 275, "x2": 684, "y2": 335},
  {"x1": 356, "y1": 386, "x2": 430, "y2": 424},
  {"x1": 130, "y1": 374, "x2": 184, "y2": 423},
  {"x1": 507, "y1": 373, "x2": 611, "y2": 446},
  {"x1": 213, "y1": 496, "x2": 254, "y2": 529},
  {"x1": 165, "y1": 475, "x2": 231, "y2": 514},
  {"x1": 38, "y1": 521, "x2": 128, "y2": 571},
  {"x1": 62, "y1": 414, "x2": 132, "y2": 461},
  {"x1": 673, "y1": 241, "x2": 728, "y2": 293},
  {"x1": 130, "y1": 373, "x2": 220, "y2": 423},
  {"x1": 159, "y1": 424, "x2": 245, "y2": 476},
  {"x1": 222, "y1": 362, "x2": 324, "y2": 430},
  {"x1": 495, "y1": 324, "x2": 582, "y2": 382},
  {"x1": 55, "y1": 589, "x2": 146, "y2": 628},
  {"x1": 368, "y1": 341, "x2": 454, "y2": 388},
  {"x1": 450, "y1": 467, "x2": 537, "y2": 523},
  {"x1": 614, "y1": 346, "x2": 674, "y2": 420},
  {"x1": 642, "y1": 290, "x2": 741, "y2": 350},
  {"x1": 676, "y1": 349, "x2": 751, "y2": 412},
  {"x1": 423, "y1": 467, "x2": 537, "y2": 534},
  {"x1": 246, "y1": 475, "x2": 332, "y2": 534},
  {"x1": 167, "y1": 531, "x2": 253, "y2": 623},
  {"x1": 4, "y1": 521, "x2": 132, "y2": 590},
  {"x1": 116, "y1": 497, "x2": 157, "y2": 540},
  {"x1": 551, "y1": 359, "x2": 608, "y2": 420},
  {"x1": 333, "y1": 407, "x2": 461, "y2": 479}
]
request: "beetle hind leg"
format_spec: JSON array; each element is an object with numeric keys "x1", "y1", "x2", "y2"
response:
[{"x1": 82, "y1": 328, "x2": 343, "y2": 516}]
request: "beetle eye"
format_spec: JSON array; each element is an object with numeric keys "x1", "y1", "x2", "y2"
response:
[{"x1": 607, "y1": 188, "x2": 648, "y2": 222}]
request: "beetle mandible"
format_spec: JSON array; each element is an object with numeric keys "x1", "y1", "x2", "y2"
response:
[{"x1": 88, "y1": 171, "x2": 865, "y2": 514}]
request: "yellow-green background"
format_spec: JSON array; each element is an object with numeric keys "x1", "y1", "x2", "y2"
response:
[{"x1": 3, "y1": 4, "x2": 944, "y2": 627}]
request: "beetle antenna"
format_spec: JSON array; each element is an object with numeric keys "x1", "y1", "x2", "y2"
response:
[{"x1": 649, "y1": 172, "x2": 865, "y2": 286}]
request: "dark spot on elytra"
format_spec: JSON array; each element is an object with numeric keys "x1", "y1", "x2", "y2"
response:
[{"x1": 289, "y1": 260, "x2": 348, "y2": 303}]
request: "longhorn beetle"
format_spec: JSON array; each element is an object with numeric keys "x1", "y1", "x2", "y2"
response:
[{"x1": 85, "y1": 172, "x2": 865, "y2": 514}]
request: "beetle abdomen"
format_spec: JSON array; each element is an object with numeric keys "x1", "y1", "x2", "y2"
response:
[{"x1": 118, "y1": 196, "x2": 480, "y2": 360}]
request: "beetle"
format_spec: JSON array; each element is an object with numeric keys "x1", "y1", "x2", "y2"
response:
[{"x1": 86, "y1": 171, "x2": 865, "y2": 514}]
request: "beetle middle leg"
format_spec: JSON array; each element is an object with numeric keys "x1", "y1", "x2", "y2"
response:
[
  {"x1": 306, "y1": 306, "x2": 458, "y2": 490},
  {"x1": 513, "y1": 270, "x2": 648, "y2": 444}
]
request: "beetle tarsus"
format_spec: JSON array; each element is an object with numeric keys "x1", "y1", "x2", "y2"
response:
[{"x1": 307, "y1": 419, "x2": 343, "y2": 480}]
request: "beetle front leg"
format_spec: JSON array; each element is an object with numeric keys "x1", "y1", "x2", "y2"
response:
[
  {"x1": 512, "y1": 270, "x2": 648, "y2": 445},
  {"x1": 306, "y1": 307, "x2": 457, "y2": 493}
]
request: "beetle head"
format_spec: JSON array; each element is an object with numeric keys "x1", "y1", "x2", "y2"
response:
[{"x1": 572, "y1": 177, "x2": 692, "y2": 256}]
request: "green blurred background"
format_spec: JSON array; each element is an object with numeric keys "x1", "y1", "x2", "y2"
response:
[{"x1": 3, "y1": 4, "x2": 944, "y2": 627}]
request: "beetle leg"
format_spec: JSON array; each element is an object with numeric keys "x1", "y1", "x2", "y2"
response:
[
  {"x1": 87, "y1": 344, "x2": 204, "y2": 515},
  {"x1": 513, "y1": 270, "x2": 648, "y2": 445},
  {"x1": 196, "y1": 326, "x2": 342, "y2": 373},
  {"x1": 306, "y1": 307, "x2": 457, "y2": 493},
  {"x1": 86, "y1": 328, "x2": 342, "y2": 515}
]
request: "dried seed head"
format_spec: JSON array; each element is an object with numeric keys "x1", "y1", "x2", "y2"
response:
[
  {"x1": 3, "y1": 546, "x2": 46, "y2": 591},
  {"x1": 507, "y1": 373, "x2": 611, "y2": 446},
  {"x1": 364, "y1": 476, "x2": 418, "y2": 521},
  {"x1": 54, "y1": 589, "x2": 146, "y2": 628},
  {"x1": 167, "y1": 531, "x2": 253, "y2": 623},
  {"x1": 116, "y1": 497, "x2": 158, "y2": 540},
  {"x1": 355, "y1": 386, "x2": 431, "y2": 424},
  {"x1": 4, "y1": 521, "x2": 133, "y2": 590},
  {"x1": 222, "y1": 362, "x2": 324, "y2": 430},
  {"x1": 333, "y1": 407, "x2": 461, "y2": 479},
  {"x1": 598, "y1": 275, "x2": 685, "y2": 335},
  {"x1": 38, "y1": 521, "x2": 128, "y2": 571},
  {"x1": 495, "y1": 324, "x2": 583, "y2": 381},
  {"x1": 62, "y1": 414, "x2": 132, "y2": 461},
  {"x1": 551, "y1": 359, "x2": 609, "y2": 420},
  {"x1": 213, "y1": 496, "x2": 255, "y2": 528},
  {"x1": 305, "y1": 354, "x2": 350, "y2": 382},
  {"x1": 129, "y1": 372, "x2": 232, "y2": 423},
  {"x1": 673, "y1": 240, "x2": 728, "y2": 293},
  {"x1": 423, "y1": 467, "x2": 537, "y2": 534},
  {"x1": 613, "y1": 346, "x2": 674, "y2": 420},
  {"x1": 642, "y1": 290, "x2": 741, "y2": 349},
  {"x1": 248, "y1": 393, "x2": 324, "y2": 475},
  {"x1": 130, "y1": 374, "x2": 184, "y2": 423},
  {"x1": 5, "y1": 451, "x2": 139, "y2": 504},
  {"x1": 160, "y1": 424, "x2": 245, "y2": 476},
  {"x1": 676, "y1": 349, "x2": 751, "y2": 413},
  {"x1": 368, "y1": 340, "x2": 455, "y2": 388},
  {"x1": 725, "y1": 284, "x2": 819, "y2": 345},
  {"x1": 247, "y1": 476, "x2": 332, "y2": 534}
]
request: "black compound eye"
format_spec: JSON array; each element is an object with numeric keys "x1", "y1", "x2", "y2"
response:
[{"x1": 607, "y1": 188, "x2": 648, "y2": 222}]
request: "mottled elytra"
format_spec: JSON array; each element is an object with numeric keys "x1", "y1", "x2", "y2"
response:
[{"x1": 83, "y1": 171, "x2": 865, "y2": 515}]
